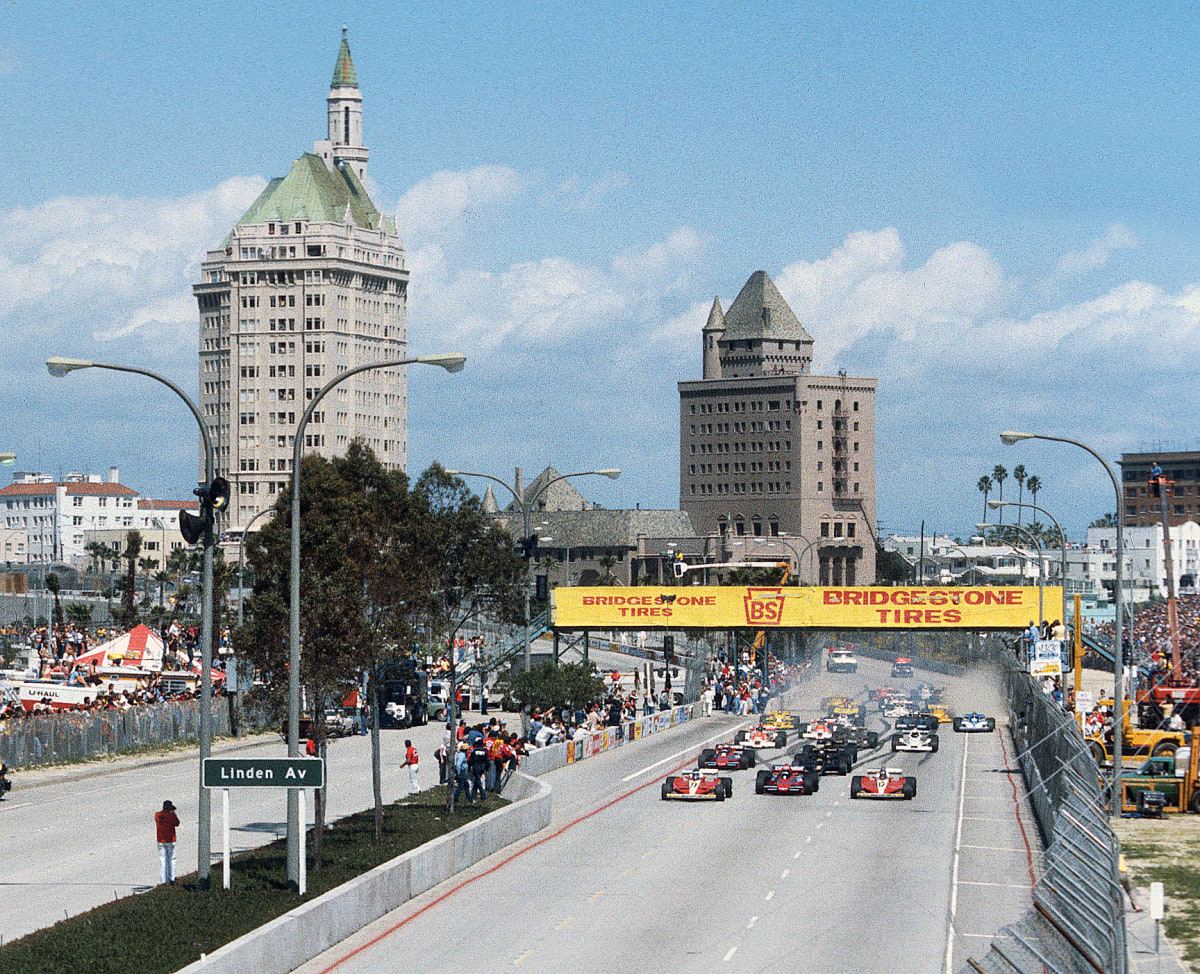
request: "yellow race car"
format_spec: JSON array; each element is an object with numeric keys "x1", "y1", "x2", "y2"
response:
[
  {"x1": 822, "y1": 696, "x2": 866, "y2": 723},
  {"x1": 762, "y1": 710, "x2": 803, "y2": 730},
  {"x1": 926, "y1": 703, "x2": 954, "y2": 724}
]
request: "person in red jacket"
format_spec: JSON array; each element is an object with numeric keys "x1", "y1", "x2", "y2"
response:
[
  {"x1": 155, "y1": 800, "x2": 180, "y2": 884},
  {"x1": 400, "y1": 739, "x2": 420, "y2": 795}
]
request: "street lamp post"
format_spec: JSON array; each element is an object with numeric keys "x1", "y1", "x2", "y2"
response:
[
  {"x1": 286, "y1": 352, "x2": 465, "y2": 887},
  {"x1": 977, "y1": 521, "x2": 1044, "y2": 626},
  {"x1": 47, "y1": 357, "x2": 220, "y2": 888},
  {"x1": 445, "y1": 467, "x2": 620, "y2": 674},
  {"x1": 990, "y1": 499, "x2": 1069, "y2": 633},
  {"x1": 1001, "y1": 430, "x2": 1125, "y2": 817}
]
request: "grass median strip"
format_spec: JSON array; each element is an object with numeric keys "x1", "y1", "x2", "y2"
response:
[
  {"x1": 1116, "y1": 815, "x2": 1200, "y2": 970},
  {"x1": 0, "y1": 787, "x2": 508, "y2": 974}
]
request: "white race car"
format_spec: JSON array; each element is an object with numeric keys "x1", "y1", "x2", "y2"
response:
[
  {"x1": 735, "y1": 724, "x2": 788, "y2": 749},
  {"x1": 953, "y1": 712, "x2": 996, "y2": 733},
  {"x1": 892, "y1": 729, "x2": 939, "y2": 753}
]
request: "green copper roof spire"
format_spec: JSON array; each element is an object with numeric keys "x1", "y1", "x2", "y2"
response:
[{"x1": 332, "y1": 27, "x2": 358, "y2": 87}]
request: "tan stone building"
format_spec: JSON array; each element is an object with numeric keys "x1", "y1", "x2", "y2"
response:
[
  {"x1": 194, "y1": 31, "x2": 409, "y2": 531},
  {"x1": 679, "y1": 271, "x2": 877, "y2": 584}
]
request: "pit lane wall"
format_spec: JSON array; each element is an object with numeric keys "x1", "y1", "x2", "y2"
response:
[{"x1": 174, "y1": 702, "x2": 699, "y2": 974}]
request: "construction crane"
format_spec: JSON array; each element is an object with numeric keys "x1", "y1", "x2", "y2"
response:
[{"x1": 1150, "y1": 467, "x2": 1183, "y2": 682}]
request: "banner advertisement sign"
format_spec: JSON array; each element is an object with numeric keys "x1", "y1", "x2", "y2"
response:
[
  {"x1": 1033, "y1": 639, "x2": 1064, "y2": 662},
  {"x1": 566, "y1": 741, "x2": 576, "y2": 763},
  {"x1": 1030, "y1": 658, "x2": 1063, "y2": 677},
  {"x1": 553, "y1": 586, "x2": 1061, "y2": 630}
]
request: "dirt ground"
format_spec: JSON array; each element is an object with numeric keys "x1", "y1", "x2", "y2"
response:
[{"x1": 1116, "y1": 813, "x2": 1200, "y2": 971}]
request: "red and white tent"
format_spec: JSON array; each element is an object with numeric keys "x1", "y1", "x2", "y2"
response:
[{"x1": 75, "y1": 624, "x2": 169, "y2": 671}]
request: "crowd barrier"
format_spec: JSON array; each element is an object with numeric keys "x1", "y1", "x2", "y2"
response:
[
  {"x1": 521, "y1": 702, "x2": 698, "y2": 776},
  {"x1": 961, "y1": 665, "x2": 1126, "y2": 974}
]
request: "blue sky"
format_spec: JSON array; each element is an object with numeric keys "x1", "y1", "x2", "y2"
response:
[{"x1": 2, "y1": 0, "x2": 1198, "y2": 541}]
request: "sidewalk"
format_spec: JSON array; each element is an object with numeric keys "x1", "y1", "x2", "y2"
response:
[{"x1": 1127, "y1": 888, "x2": 1190, "y2": 973}]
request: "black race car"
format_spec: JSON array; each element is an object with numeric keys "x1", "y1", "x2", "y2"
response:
[
  {"x1": 834, "y1": 724, "x2": 880, "y2": 751},
  {"x1": 891, "y1": 658, "x2": 914, "y2": 678},
  {"x1": 698, "y1": 742, "x2": 757, "y2": 770},
  {"x1": 755, "y1": 761, "x2": 820, "y2": 795},
  {"x1": 894, "y1": 712, "x2": 939, "y2": 733},
  {"x1": 797, "y1": 741, "x2": 856, "y2": 775}
]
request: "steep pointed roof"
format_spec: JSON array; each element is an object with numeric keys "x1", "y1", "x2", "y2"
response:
[
  {"x1": 704, "y1": 296, "x2": 725, "y2": 332},
  {"x1": 481, "y1": 485, "x2": 499, "y2": 514},
  {"x1": 503, "y1": 466, "x2": 592, "y2": 513},
  {"x1": 722, "y1": 271, "x2": 812, "y2": 342},
  {"x1": 332, "y1": 29, "x2": 359, "y2": 87},
  {"x1": 236, "y1": 153, "x2": 381, "y2": 229}
]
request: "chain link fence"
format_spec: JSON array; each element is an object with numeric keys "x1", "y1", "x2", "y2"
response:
[
  {"x1": 0, "y1": 697, "x2": 273, "y2": 769},
  {"x1": 961, "y1": 657, "x2": 1127, "y2": 974}
]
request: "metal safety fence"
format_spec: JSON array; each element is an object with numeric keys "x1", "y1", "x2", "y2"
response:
[
  {"x1": 961, "y1": 662, "x2": 1127, "y2": 974},
  {"x1": 0, "y1": 698, "x2": 272, "y2": 769}
]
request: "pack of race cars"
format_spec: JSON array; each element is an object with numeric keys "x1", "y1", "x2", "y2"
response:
[{"x1": 662, "y1": 680, "x2": 995, "y2": 803}]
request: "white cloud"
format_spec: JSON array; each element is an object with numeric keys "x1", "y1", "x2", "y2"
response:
[
  {"x1": 547, "y1": 172, "x2": 631, "y2": 210},
  {"x1": 393, "y1": 165, "x2": 523, "y2": 241},
  {"x1": 1052, "y1": 222, "x2": 1139, "y2": 280}
]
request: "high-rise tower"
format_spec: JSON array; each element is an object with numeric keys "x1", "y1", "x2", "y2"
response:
[{"x1": 194, "y1": 32, "x2": 409, "y2": 531}]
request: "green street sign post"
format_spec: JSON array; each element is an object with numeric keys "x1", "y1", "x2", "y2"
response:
[{"x1": 202, "y1": 757, "x2": 325, "y2": 893}]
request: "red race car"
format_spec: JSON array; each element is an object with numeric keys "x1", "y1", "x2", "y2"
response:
[
  {"x1": 755, "y1": 761, "x2": 820, "y2": 795},
  {"x1": 850, "y1": 767, "x2": 916, "y2": 800},
  {"x1": 698, "y1": 742, "x2": 756, "y2": 770},
  {"x1": 661, "y1": 769, "x2": 733, "y2": 801}
]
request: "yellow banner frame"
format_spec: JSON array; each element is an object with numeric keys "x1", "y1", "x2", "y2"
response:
[{"x1": 552, "y1": 586, "x2": 1061, "y2": 630}]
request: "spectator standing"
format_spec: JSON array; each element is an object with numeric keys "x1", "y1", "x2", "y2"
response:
[
  {"x1": 453, "y1": 743, "x2": 472, "y2": 804},
  {"x1": 468, "y1": 737, "x2": 489, "y2": 800},
  {"x1": 480, "y1": 683, "x2": 489, "y2": 716},
  {"x1": 155, "y1": 800, "x2": 180, "y2": 884},
  {"x1": 400, "y1": 739, "x2": 420, "y2": 795}
]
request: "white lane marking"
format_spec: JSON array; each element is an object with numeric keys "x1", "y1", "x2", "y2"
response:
[
  {"x1": 945, "y1": 725, "x2": 970, "y2": 974},
  {"x1": 556, "y1": 916, "x2": 572, "y2": 930},
  {"x1": 960, "y1": 845, "x2": 1032, "y2": 852},
  {"x1": 816, "y1": 821, "x2": 824, "y2": 829},
  {"x1": 825, "y1": 809, "x2": 832, "y2": 817},
  {"x1": 960, "y1": 816, "x2": 1015, "y2": 822},
  {"x1": 747, "y1": 916, "x2": 758, "y2": 928},
  {"x1": 621, "y1": 723, "x2": 752, "y2": 782},
  {"x1": 959, "y1": 881, "x2": 1034, "y2": 889},
  {"x1": 833, "y1": 800, "x2": 840, "y2": 806},
  {"x1": 780, "y1": 869, "x2": 789, "y2": 880},
  {"x1": 793, "y1": 850, "x2": 802, "y2": 858},
  {"x1": 514, "y1": 949, "x2": 532, "y2": 966},
  {"x1": 588, "y1": 890, "x2": 605, "y2": 901},
  {"x1": 724, "y1": 946, "x2": 738, "y2": 962},
  {"x1": 764, "y1": 890, "x2": 775, "y2": 901},
  {"x1": 805, "y1": 835, "x2": 813, "y2": 843}
]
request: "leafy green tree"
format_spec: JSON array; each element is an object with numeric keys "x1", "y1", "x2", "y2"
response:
[
  {"x1": 46, "y1": 572, "x2": 64, "y2": 629},
  {"x1": 1090, "y1": 512, "x2": 1117, "y2": 528},
  {"x1": 509, "y1": 661, "x2": 606, "y2": 714},
  {"x1": 65, "y1": 602, "x2": 92, "y2": 628},
  {"x1": 120, "y1": 530, "x2": 143, "y2": 628},
  {"x1": 875, "y1": 545, "x2": 911, "y2": 584}
]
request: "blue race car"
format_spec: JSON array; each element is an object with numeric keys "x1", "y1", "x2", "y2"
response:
[{"x1": 952, "y1": 712, "x2": 996, "y2": 733}]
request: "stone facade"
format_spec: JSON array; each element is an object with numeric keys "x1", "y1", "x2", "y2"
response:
[
  {"x1": 679, "y1": 271, "x2": 877, "y2": 584},
  {"x1": 194, "y1": 32, "x2": 409, "y2": 531}
]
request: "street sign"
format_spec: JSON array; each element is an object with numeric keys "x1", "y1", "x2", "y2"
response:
[{"x1": 203, "y1": 757, "x2": 324, "y2": 789}]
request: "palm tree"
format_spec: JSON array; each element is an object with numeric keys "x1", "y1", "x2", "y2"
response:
[
  {"x1": 139, "y1": 557, "x2": 156, "y2": 598},
  {"x1": 1026, "y1": 475, "x2": 1041, "y2": 514},
  {"x1": 977, "y1": 476, "x2": 993, "y2": 523},
  {"x1": 154, "y1": 570, "x2": 171, "y2": 607},
  {"x1": 598, "y1": 554, "x2": 618, "y2": 585},
  {"x1": 992, "y1": 465, "x2": 1008, "y2": 523},
  {"x1": 1013, "y1": 465, "x2": 1027, "y2": 525},
  {"x1": 121, "y1": 530, "x2": 143, "y2": 627},
  {"x1": 46, "y1": 572, "x2": 64, "y2": 629}
]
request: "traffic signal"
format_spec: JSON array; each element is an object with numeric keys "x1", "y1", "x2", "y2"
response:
[
  {"x1": 672, "y1": 553, "x2": 686, "y2": 579},
  {"x1": 535, "y1": 574, "x2": 549, "y2": 601},
  {"x1": 663, "y1": 634, "x2": 675, "y2": 663},
  {"x1": 180, "y1": 476, "x2": 231, "y2": 545},
  {"x1": 519, "y1": 532, "x2": 539, "y2": 560}
]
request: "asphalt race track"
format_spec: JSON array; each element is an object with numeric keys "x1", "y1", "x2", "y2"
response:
[{"x1": 294, "y1": 653, "x2": 1041, "y2": 974}]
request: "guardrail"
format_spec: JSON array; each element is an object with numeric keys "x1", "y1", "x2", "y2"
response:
[{"x1": 962, "y1": 664, "x2": 1127, "y2": 974}]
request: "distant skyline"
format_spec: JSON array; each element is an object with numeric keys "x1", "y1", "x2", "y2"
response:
[{"x1": 2, "y1": 1, "x2": 1198, "y2": 542}]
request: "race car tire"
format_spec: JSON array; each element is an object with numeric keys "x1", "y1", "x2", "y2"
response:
[
  {"x1": 1153, "y1": 740, "x2": 1179, "y2": 759},
  {"x1": 930, "y1": 735, "x2": 939, "y2": 753},
  {"x1": 775, "y1": 732, "x2": 787, "y2": 748},
  {"x1": 867, "y1": 732, "x2": 879, "y2": 749},
  {"x1": 721, "y1": 777, "x2": 734, "y2": 798},
  {"x1": 756, "y1": 770, "x2": 768, "y2": 794},
  {"x1": 734, "y1": 731, "x2": 746, "y2": 744},
  {"x1": 715, "y1": 785, "x2": 725, "y2": 802},
  {"x1": 903, "y1": 779, "x2": 916, "y2": 799},
  {"x1": 805, "y1": 771, "x2": 819, "y2": 794},
  {"x1": 661, "y1": 781, "x2": 671, "y2": 800},
  {"x1": 837, "y1": 760, "x2": 850, "y2": 776},
  {"x1": 891, "y1": 735, "x2": 899, "y2": 752},
  {"x1": 795, "y1": 723, "x2": 808, "y2": 734},
  {"x1": 985, "y1": 718, "x2": 996, "y2": 732},
  {"x1": 952, "y1": 717, "x2": 963, "y2": 732},
  {"x1": 700, "y1": 748, "x2": 716, "y2": 765},
  {"x1": 747, "y1": 750, "x2": 757, "y2": 767},
  {"x1": 850, "y1": 775, "x2": 863, "y2": 797}
]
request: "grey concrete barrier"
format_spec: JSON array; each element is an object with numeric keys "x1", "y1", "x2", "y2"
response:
[{"x1": 177, "y1": 773, "x2": 551, "y2": 974}]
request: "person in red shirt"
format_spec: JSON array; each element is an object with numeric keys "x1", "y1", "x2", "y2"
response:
[
  {"x1": 400, "y1": 739, "x2": 419, "y2": 795},
  {"x1": 155, "y1": 800, "x2": 180, "y2": 884}
]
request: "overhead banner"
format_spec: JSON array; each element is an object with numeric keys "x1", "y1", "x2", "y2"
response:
[{"x1": 552, "y1": 586, "x2": 1061, "y2": 630}]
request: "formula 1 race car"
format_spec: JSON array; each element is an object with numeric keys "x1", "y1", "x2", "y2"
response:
[
  {"x1": 699, "y1": 742, "x2": 757, "y2": 770},
  {"x1": 881, "y1": 697, "x2": 919, "y2": 719},
  {"x1": 823, "y1": 696, "x2": 867, "y2": 724},
  {"x1": 661, "y1": 769, "x2": 734, "y2": 801},
  {"x1": 925, "y1": 703, "x2": 954, "y2": 724},
  {"x1": 894, "y1": 712, "x2": 940, "y2": 733},
  {"x1": 735, "y1": 725, "x2": 788, "y2": 749},
  {"x1": 891, "y1": 657, "x2": 914, "y2": 678},
  {"x1": 834, "y1": 724, "x2": 880, "y2": 751},
  {"x1": 869, "y1": 686, "x2": 902, "y2": 702},
  {"x1": 953, "y1": 712, "x2": 997, "y2": 733},
  {"x1": 762, "y1": 711, "x2": 803, "y2": 731},
  {"x1": 913, "y1": 682, "x2": 946, "y2": 704},
  {"x1": 850, "y1": 767, "x2": 916, "y2": 800},
  {"x1": 755, "y1": 760, "x2": 820, "y2": 795},
  {"x1": 797, "y1": 741, "x2": 856, "y2": 775},
  {"x1": 796, "y1": 718, "x2": 840, "y2": 741},
  {"x1": 892, "y1": 729, "x2": 939, "y2": 753}
]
